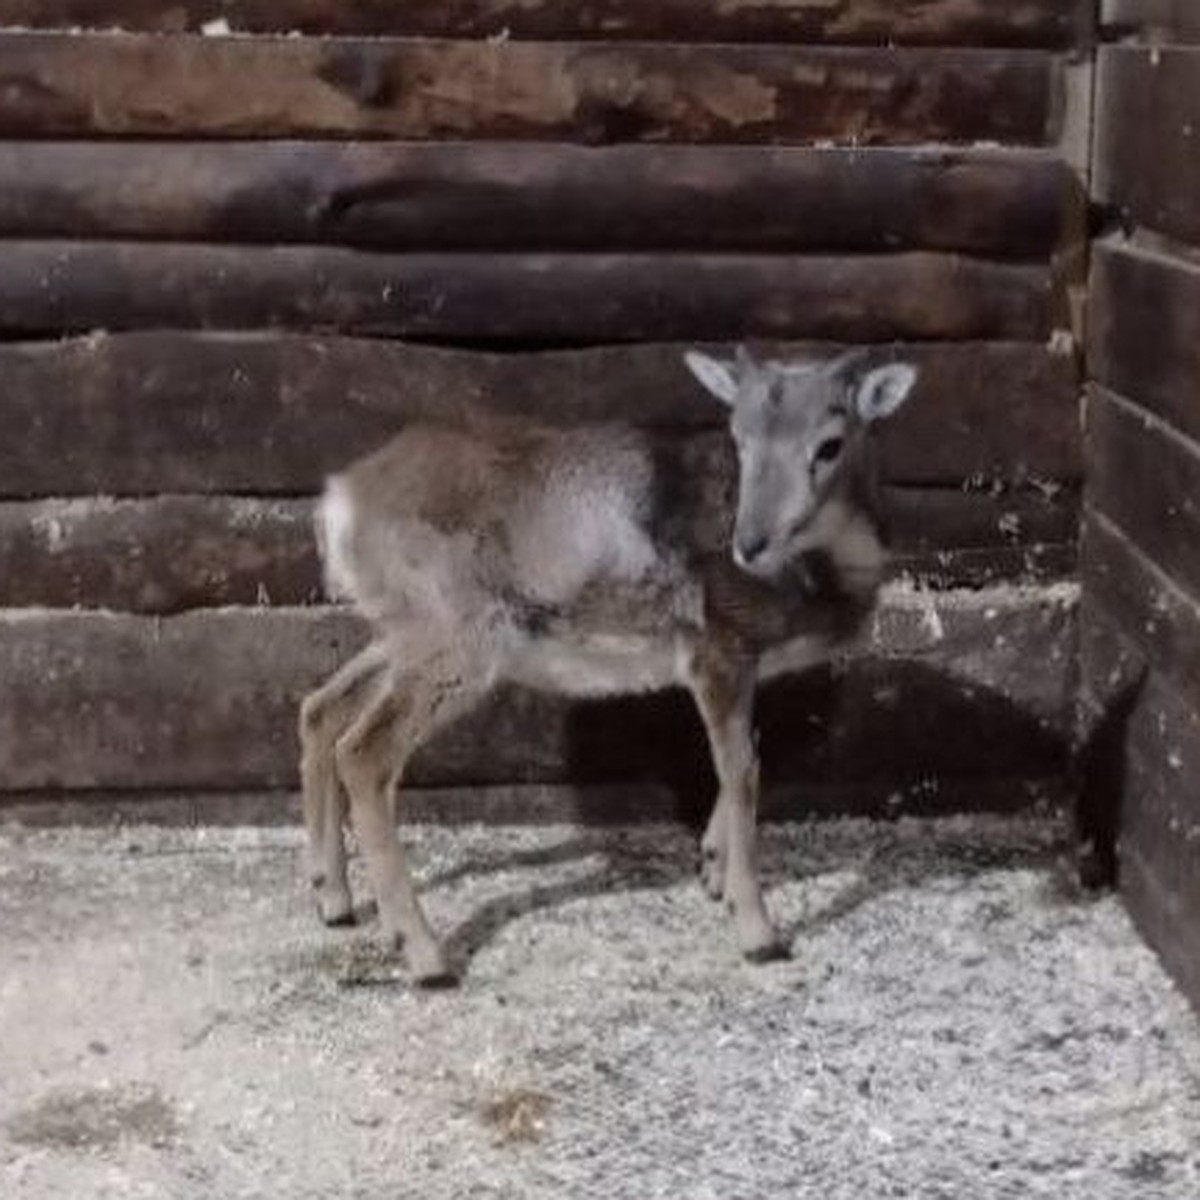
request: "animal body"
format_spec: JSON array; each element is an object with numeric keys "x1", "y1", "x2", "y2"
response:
[{"x1": 299, "y1": 347, "x2": 917, "y2": 983}]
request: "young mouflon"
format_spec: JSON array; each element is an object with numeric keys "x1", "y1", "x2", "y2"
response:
[{"x1": 299, "y1": 346, "x2": 917, "y2": 983}]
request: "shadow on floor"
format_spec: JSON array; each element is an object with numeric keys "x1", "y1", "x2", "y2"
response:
[{"x1": 381, "y1": 815, "x2": 1074, "y2": 978}]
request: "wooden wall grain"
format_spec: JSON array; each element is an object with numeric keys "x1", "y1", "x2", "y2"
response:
[
  {"x1": 1082, "y1": 4, "x2": 1200, "y2": 1008},
  {"x1": 0, "y1": 1, "x2": 1091, "y2": 46},
  {"x1": 0, "y1": 3, "x2": 1091, "y2": 819}
]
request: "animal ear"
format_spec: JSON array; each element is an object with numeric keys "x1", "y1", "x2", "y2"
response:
[
  {"x1": 684, "y1": 349, "x2": 741, "y2": 407},
  {"x1": 853, "y1": 363, "x2": 918, "y2": 423}
]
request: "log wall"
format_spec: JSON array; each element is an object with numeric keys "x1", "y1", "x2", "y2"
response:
[
  {"x1": 1082, "y1": 1, "x2": 1200, "y2": 1005},
  {"x1": 0, "y1": 2, "x2": 1092, "y2": 820}
]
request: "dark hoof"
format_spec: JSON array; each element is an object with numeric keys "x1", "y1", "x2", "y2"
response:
[
  {"x1": 699, "y1": 857, "x2": 725, "y2": 902},
  {"x1": 743, "y1": 940, "x2": 791, "y2": 965},
  {"x1": 414, "y1": 969, "x2": 460, "y2": 991}
]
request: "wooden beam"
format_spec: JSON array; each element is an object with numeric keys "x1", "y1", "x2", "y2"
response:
[
  {"x1": 0, "y1": 587, "x2": 1076, "y2": 792},
  {"x1": 0, "y1": 497, "x2": 320, "y2": 613},
  {"x1": 1088, "y1": 238, "x2": 1200, "y2": 445},
  {"x1": 1123, "y1": 671, "x2": 1200, "y2": 1007},
  {"x1": 0, "y1": 777, "x2": 1063, "y2": 829},
  {"x1": 0, "y1": 489, "x2": 1078, "y2": 613},
  {"x1": 0, "y1": 243, "x2": 1054, "y2": 343},
  {"x1": 1086, "y1": 387, "x2": 1200, "y2": 607},
  {"x1": 0, "y1": 335, "x2": 1078, "y2": 497},
  {"x1": 1095, "y1": 47, "x2": 1200, "y2": 245},
  {"x1": 0, "y1": 34, "x2": 1058, "y2": 144},
  {"x1": 1082, "y1": 510, "x2": 1200, "y2": 718},
  {"x1": 0, "y1": 143, "x2": 1077, "y2": 257},
  {"x1": 1123, "y1": 775, "x2": 1200, "y2": 1012},
  {"x1": 1078, "y1": 600, "x2": 1200, "y2": 1010},
  {"x1": 0, "y1": 1, "x2": 1090, "y2": 46},
  {"x1": 1102, "y1": 0, "x2": 1200, "y2": 39},
  {"x1": 886, "y1": 489, "x2": 1077, "y2": 586}
]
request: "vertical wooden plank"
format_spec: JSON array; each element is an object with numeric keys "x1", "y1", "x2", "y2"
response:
[{"x1": 1094, "y1": 47, "x2": 1200, "y2": 245}]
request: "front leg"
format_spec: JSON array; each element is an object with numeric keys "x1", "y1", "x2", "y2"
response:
[{"x1": 684, "y1": 642, "x2": 786, "y2": 962}]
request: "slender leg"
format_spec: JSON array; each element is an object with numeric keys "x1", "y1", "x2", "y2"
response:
[
  {"x1": 684, "y1": 642, "x2": 785, "y2": 962},
  {"x1": 699, "y1": 793, "x2": 728, "y2": 902},
  {"x1": 334, "y1": 648, "x2": 486, "y2": 985},
  {"x1": 298, "y1": 642, "x2": 389, "y2": 925}
]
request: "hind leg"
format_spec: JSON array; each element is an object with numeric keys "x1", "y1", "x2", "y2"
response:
[
  {"x1": 335, "y1": 644, "x2": 488, "y2": 984},
  {"x1": 299, "y1": 642, "x2": 389, "y2": 925}
]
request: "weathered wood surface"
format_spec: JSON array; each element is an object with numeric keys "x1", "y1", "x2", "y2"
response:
[
  {"x1": 1088, "y1": 239, "x2": 1200, "y2": 445},
  {"x1": 887, "y1": 489, "x2": 1077, "y2": 586},
  {"x1": 1082, "y1": 511, "x2": 1200, "y2": 718},
  {"x1": 0, "y1": 1, "x2": 1091, "y2": 46},
  {"x1": 0, "y1": 489, "x2": 1077, "y2": 613},
  {"x1": 0, "y1": 334, "x2": 1078, "y2": 497},
  {"x1": 0, "y1": 35, "x2": 1058, "y2": 145},
  {"x1": 0, "y1": 587, "x2": 1075, "y2": 792},
  {"x1": 1123, "y1": 674, "x2": 1200, "y2": 1008},
  {"x1": 1086, "y1": 387, "x2": 1200, "y2": 607},
  {"x1": 0, "y1": 143, "x2": 1077, "y2": 256},
  {"x1": 1103, "y1": 0, "x2": 1200, "y2": 38},
  {"x1": 0, "y1": 497, "x2": 319, "y2": 613},
  {"x1": 0, "y1": 243, "x2": 1055, "y2": 343},
  {"x1": 1078, "y1": 602, "x2": 1200, "y2": 1008},
  {"x1": 1095, "y1": 48, "x2": 1200, "y2": 245},
  {"x1": 1123, "y1": 782, "x2": 1200, "y2": 1012}
]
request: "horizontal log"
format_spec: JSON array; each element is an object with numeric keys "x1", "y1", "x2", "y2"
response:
[
  {"x1": 1088, "y1": 238, "x2": 1200, "y2": 444},
  {"x1": 0, "y1": 143, "x2": 1078, "y2": 257},
  {"x1": 0, "y1": 586, "x2": 1076, "y2": 792},
  {"x1": 0, "y1": 497, "x2": 318, "y2": 612},
  {"x1": 0, "y1": 35, "x2": 1058, "y2": 145},
  {"x1": 1086, "y1": 386, "x2": 1200, "y2": 605},
  {"x1": 0, "y1": 777, "x2": 1066, "y2": 829},
  {"x1": 0, "y1": 489, "x2": 1078, "y2": 613},
  {"x1": 0, "y1": 243, "x2": 1055, "y2": 343},
  {"x1": 887, "y1": 489, "x2": 1077, "y2": 586},
  {"x1": 0, "y1": 334, "x2": 1078, "y2": 497},
  {"x1": 0, "y1": 1, "x2": 1090, "y2": 46},
  {"x1": 1102, "y1": 0, "x2": 1200, "y2": 39},
  {"x1": 1095, "y1": 47, "x2": 1200, "y2": 245}
]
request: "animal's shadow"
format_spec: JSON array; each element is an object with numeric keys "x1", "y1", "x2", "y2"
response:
[
  {"x1": 560, "y1": 657, "x2": 1069, "y2": 825},
  {"x1": 415, "y1": 819, "x2": 1069, "y2": 979}
]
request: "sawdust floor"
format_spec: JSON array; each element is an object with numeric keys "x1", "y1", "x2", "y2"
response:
[{"x1": 1, "y1": 815, "x2": 1199, "y2": 1199}]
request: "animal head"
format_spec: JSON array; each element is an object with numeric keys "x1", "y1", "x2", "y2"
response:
[{"x1": 684, "y1": 346, "x2": 917, "y2": 580}]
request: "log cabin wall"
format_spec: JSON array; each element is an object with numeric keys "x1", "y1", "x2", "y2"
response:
[
  {"x1": 0, "y1": 2, "x2": 1092, "y2": 821},
  {"x1": 1082, "y1": 0, "x2": 1200, "y2": 1004}
]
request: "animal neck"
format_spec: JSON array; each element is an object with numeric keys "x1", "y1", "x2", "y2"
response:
[{"x1": 807, "y1": 479, "x2": 888, "y2": 592}]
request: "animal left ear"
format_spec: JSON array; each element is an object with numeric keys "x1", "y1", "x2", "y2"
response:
[
  {"x1": 683, "y1": 349, "x2": 742, "y2": 407},
  {"x1": 853, "y1": 363, "x2": 918, "y2": 423}
]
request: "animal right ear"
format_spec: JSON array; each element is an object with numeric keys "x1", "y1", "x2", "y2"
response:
[
  {"x1": 853, "y1": 362, "x2": 918, "y2": 423},
  {"x1": 684, "y1": 350, "x2": 740, "y2": 407}
]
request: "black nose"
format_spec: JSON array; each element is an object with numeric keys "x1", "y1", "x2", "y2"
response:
[{"x1": 737, "y1": 535, "x2": 769, "y2": 564}]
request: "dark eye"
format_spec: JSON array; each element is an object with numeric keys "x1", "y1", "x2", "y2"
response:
[{"x1": 814, "y1": 437, "x2": 844, "y2": 465}]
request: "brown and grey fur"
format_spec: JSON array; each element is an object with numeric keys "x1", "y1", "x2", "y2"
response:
[{"x1": 299, "y1": 347, "x2": 917, "y2": 984}]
